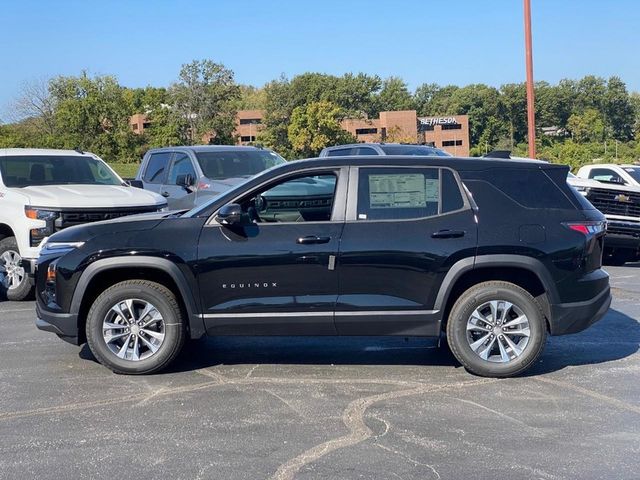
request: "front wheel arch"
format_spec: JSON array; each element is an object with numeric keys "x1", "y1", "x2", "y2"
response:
[{"x1": 73, "y1": 258, "x2": 203, "y2": 344}]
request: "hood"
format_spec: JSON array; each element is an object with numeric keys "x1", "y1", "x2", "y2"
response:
[
  {"x1": 205, "y1": 177, "x2": 248, "y2": 190},
  {"x1": 46, "y1": 210, "x2": 182, "y2": 244},
  {"x1": 21, "y1": 184, "x2": 166, "y2": 208},
  {"x1": 568, "y1": 177, "x2": 640, "y2": 193}
]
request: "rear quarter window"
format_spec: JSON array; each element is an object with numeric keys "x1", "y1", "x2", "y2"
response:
[{"x1": 462, "y1": 168, "x2": 574, "y2": 210}]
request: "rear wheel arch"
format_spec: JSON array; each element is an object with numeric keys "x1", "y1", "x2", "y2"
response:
[
  {"x1": 436, "y1": 255, "x2": 555, "y2": 331},
  {"x1": 73, "y1": 257, "x2": 203, "y2": 344}
]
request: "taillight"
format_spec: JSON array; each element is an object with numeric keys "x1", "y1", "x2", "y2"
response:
[{"x1": 563, "y1": 221, "x2": 606, "y2": 235}]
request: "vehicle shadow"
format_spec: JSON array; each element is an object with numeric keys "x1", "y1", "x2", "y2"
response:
[
  {"x1": 78, "y1": 308, "x2": 638, "y2": 376},
  {"x1": 525, "y1": 307, "x2": 639, "y2": 376}
]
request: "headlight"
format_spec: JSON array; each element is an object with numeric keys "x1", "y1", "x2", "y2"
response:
[
  {"x1": 573, "y1": 186, "x2": 590, "y2": 196},
  {"x1": 26, "y1": 208, "x2": 60, "y2": 247},
  {"x1": 25, "y1": 207, "x2": 59, "y2": 221}
]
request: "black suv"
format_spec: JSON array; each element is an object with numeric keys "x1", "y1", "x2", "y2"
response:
[{"x1": 35, "y1": 156, "x2": 611, "y2": 377}]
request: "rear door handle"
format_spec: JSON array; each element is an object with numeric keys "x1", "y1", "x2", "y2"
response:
[
  {"x1": 296, "y1": 235, "x2": 331, "y2": 245},
  {"x1": 161, "y1": 191, "x2": 170, "y2": 197},
  {"x1": 431, "y1": 229, "x2": 465, "y2": 239}
]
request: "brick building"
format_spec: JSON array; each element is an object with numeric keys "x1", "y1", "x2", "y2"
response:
[{"x1": 129, "y1": 110, "x2": 470, "y2": 156}]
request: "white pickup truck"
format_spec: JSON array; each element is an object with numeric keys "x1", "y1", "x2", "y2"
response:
[{"x1": 0, "y1": 148, "x2": 167, "y2": 300}]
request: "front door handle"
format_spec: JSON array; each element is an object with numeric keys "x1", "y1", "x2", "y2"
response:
[
  {"x1": 296, "y1": 235, "x2": 331, "y2": 245},
  {"x1": 431, "y1": 229, "x2": 465, "y2": 239}
]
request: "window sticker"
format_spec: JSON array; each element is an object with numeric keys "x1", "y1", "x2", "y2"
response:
[
  {"x1": 424, "y1": 178, "x2": 439, "y2": 202},
  {"x1": 369, "y1": 174, "x2": 430, "y2": 208}
]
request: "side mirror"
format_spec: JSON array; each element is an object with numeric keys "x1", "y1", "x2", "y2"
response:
[
  {"x1": 215, "y1": 203, "x2": 243, "y2": 225},
  {"x1": 176, "y1": 173, "x2": 195, "y2": 190},
  {"x1": 127, "y1": 179, "x2": 144, "y2": 189}
]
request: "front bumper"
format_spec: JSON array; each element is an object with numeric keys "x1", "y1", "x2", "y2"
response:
[
  {"x1": 35, "y1": 302, "x2": 80, "y2": 345},
  {"x1": 604, "y1": 221, "x2": 640, "y2": 252},
  {"x1": 548, "y1": 286, "x2": 611, "y2": 336}
]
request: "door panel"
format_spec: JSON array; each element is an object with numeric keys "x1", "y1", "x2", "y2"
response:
[
  {"x1": 197, "y1": 223, "x2": 343, "y2": 335},
  {"x1": 335, "y1": 166, "x2": 477, "y2": 336},
  {"x1": 196, "y1": 169, "x2": 346, "y2": 336},
  {"x1": 142, "y1": 152, "x2": 172, "y2": 194},
  {"x1": 161, "y1": 152, "x2": 196, "y2": 201}
]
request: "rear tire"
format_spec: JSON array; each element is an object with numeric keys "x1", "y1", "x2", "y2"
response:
[
  {"x1": 0, "y1": 237, "x2": 32, "y2": 301},
  {"x1": 86, "y1": 280, "x2": 185, "y2": 374},
  {"x1": 446, "y1": 281, "x2": 547, "y2": 378}
]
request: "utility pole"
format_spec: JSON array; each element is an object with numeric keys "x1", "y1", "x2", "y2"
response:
[{"x1": 524, "y1": 0, "x2": 536, "y2": 158}]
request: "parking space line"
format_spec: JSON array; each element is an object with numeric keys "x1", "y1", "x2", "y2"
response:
[{"x1": 535, "y1": 376, "x2": 640, "y2": 415}]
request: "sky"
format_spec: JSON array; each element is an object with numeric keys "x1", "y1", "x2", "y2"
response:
[{"x1": 1, "y1": 0, "x2": 639, "y2": 119}]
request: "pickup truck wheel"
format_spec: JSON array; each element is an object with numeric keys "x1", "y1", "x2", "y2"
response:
[
  {"x1": 0, "y1": 237, "x2": 32, "y2": 301},
  {"x1": 86, "y1": 280, "x2": 186, "y2": 374},
  {"x1": 604, "y1": 250, "x2": 633, "y2": 266},
  {"x1": 446, "y1": 281, "x2": 547, "y2": 378}
]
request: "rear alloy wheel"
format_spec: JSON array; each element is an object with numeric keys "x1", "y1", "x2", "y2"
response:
[
  {"x1": 446, "y1": 281, "x2": 547, "y2": 377},
  {"x1": 0, "y1": 237, "x2": 32, "y2": 301},
  {"x1": 86, "y1": 280, "x2": 185, "y2": 374}
]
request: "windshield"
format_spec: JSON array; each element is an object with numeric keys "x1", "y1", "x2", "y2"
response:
[
  {"x1": 622, "y1": 166, "x2": 640, "y2": 183},
  {"x1": 196, "y1": 150, "x2": 286, "y2": 180},
  {"x1": 379, "y1": 145, "x2": 451, "y2": 157},
  {"x1": 0, "y1": 155, "x2": 122, "y2": 188}
]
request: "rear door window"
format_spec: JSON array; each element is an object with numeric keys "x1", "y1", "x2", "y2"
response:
[
  {"x1": 143, "y1": 152, "x2": 172, "y2": 184},
  {"x1": 356, "y1": 167, "x2": 465, "y2": 221}
]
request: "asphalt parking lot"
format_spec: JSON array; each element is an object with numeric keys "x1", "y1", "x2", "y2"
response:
[{"x1": 0, "y1": 265, "x2": 638, "y2": 480}]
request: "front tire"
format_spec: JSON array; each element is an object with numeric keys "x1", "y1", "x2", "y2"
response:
[
  {"x1": 0, "y1": 237, "x2": 32, "y2": 301},
  {"x1": 446, "y1": 281, "x2": 547, "y2": 378},
  {"x1": 86, "y1": 280, "x2": 186, "y2": 374}
]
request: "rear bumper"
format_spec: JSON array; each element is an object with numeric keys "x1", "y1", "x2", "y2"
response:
[
  {"x1": 35, "y1": 302, "x2": 80, "y2": 345},
  {"x1": 549, "y1": 286, "x2": 611, "y2": 336}
]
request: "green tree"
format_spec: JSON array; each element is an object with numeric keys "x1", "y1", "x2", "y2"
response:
[
  {"x1": 287, "y1": 101, "x2": 355, "y2": 158},
  {"x1": 169, "y1": 59, "x2": 240, "y2": 144},
  {"x1": 235, "y1": 85, "x2": 267, "y2": 110},
  {"x1": 448, "y1": 84, "x2": 505, "y2": 145},
  {"x1": 376, "y1": 77, "x2": 414, "y2": 112},
  {"x1": 258, "y1": 75, "x2": 295, "y2": 157},
  {"x1": 567, "y1": 108, "x2": 605, "y2": 143},
  {"x1": 49, "y1": 72, "x2": 141, "y2": 162},
  {"x1": 144, "y1": 107, "x2": 186, "y2": 148},
  {"x1": 604, "y1": 76, "x2": 635, "y2": 141},
  {"x1": 499, "y1": 83, "x2": 527, "y2": 147},
  {"x1": 414, "y1": 83, "x2": 459, "y2": 116}
]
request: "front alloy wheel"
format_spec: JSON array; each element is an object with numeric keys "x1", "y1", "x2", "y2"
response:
[
  {"x1": 0, "y1": 237, "x2": 32, "y2": 301},
  {"x1": 102, "y1": 299, "x2": 166, "y2": 361},
  {"x1": 0, "y1": 250, "x2": 25, "y2": 291},
  {"x1": 86, "y1": 280, "x2": 185, "y2": 374}
]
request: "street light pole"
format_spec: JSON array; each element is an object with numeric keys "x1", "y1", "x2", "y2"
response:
[{"x1": 524, "y1": 0, "x2": 536, "y2": 158}]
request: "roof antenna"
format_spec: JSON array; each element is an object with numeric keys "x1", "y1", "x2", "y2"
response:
[{"x1": 74, "y1": 146, "x2": 84, "y2": 154}]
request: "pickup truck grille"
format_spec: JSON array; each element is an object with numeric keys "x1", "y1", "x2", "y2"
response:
[
  {"x1": 606, "y1": 223, "x2": 640, "y2": 237},
  {"x1": 55, "y1": 206, "x2": 159, "y2": 230},
  {"x1": 586, "y1": 188, "x2": 640, "y2": 217}
]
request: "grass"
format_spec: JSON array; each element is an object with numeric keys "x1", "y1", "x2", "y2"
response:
[{"x1": 109, "y1": 163, "x2": 140, "y2": 179}]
